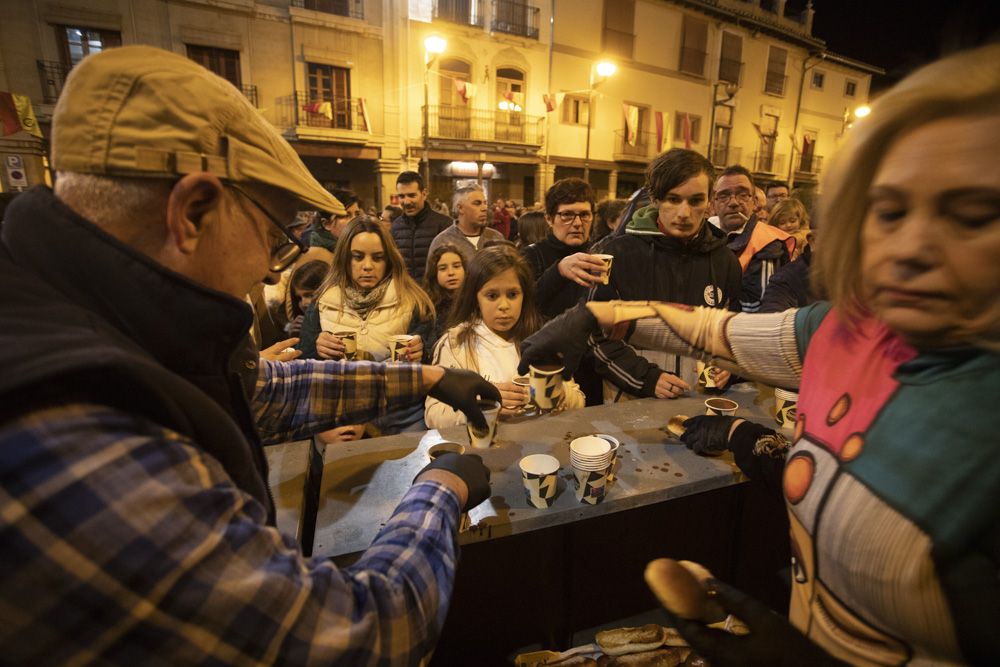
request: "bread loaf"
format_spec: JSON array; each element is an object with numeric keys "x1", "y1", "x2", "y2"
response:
[
  {"x1": 596, "y1": 624, "x2": 665, "y2": 656},
  {"x1": 597, "y1": 647, "x2": 684, "y2": 666}
]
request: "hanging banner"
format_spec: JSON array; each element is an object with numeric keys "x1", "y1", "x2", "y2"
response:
[
  {"x1": 682, "y1": 112, "x2": 692, "y2": 149},
  {"x1": 359, "y1": 98, "x2": 372, "y2": 133},
  {"x1": 542, "y1": 93, "x2": 556, "y2": 113},
  {"x1": 654, "y1": 111, "x2": 664, "y2": 152},
  {"x1": 623, "y1": 103, "x2": 639, "y2": 147}
]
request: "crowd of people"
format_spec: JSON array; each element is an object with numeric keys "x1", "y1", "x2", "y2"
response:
[{"x1": 1, "y1": 41, "x2": 996, "y2": 666}]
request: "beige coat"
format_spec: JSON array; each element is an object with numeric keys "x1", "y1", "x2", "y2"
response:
[{"x1": 316, "y1": 280, "x2": 412, "y2": 361}]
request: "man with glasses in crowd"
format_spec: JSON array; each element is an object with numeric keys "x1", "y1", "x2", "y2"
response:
[
  {"x1": 587, "y1": 150, "x2": 742, "y2": 402},
  {"x1": 0, "y1": 46, "x2": 500, "y2": 664},
  {"x1": 713, "y1": 165, "x2": 794, "y2": 312}
]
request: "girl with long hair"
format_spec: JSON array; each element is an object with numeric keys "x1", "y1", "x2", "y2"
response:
[
  {"x1": 422, "y1": 243, "x2": 467, "y2": 348},
  {"x1": 425, "y1": 245, "x2": 584, "y2": 428}
]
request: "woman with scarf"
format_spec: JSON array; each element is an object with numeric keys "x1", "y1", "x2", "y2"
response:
[{"x1": 298, "y1": 217, "x2": 436, "y2": 433}]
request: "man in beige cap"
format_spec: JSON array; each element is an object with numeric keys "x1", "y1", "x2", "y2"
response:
[{"x1": 0, "y1": 46, "x2": 499, "y2": 664}]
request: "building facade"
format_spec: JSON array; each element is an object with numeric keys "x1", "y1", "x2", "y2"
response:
[{"x1": 0, "y1": 0, "x2": 880, "y2": 207}]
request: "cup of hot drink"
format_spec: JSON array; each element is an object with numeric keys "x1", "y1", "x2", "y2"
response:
[
  {"x1": 528, "y1": 364, "x2": 564, "y2": 410},
  {"x1": 428, "y1": 441, "x2": 466, "y2": 460},
  {"x1": 331, "y1": 330, "x2": 357, "y2": 360},
  {"x1": 696, "y1": 360, "x2": 721, "y2": 389},
  {"x1": 593, "y1": 254, "x2": 614, "y2": 285},
  {"x1": 389, "y1": 334, "x2": 415, "y2": 362},
  {"x1": 774, "y1": 388, "x2": 798, "y2": 429},
  {"x1": 466, "y1": 399, "x2": 501, "y2": 449},
  {"x1": 705, "y1": 397, "x2": 738, "y2": 416}
]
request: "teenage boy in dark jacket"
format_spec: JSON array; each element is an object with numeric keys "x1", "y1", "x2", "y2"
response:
[{"x1": 587, "y1": 149, "x2": 742, "y2": 402}]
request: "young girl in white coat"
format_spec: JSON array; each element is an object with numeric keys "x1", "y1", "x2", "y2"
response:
[{"x1": 425, "y1": 245, "x2": 585, "y2": 428}]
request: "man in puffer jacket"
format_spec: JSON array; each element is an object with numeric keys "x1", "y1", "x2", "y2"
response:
[
  {"x1": 587, "y1": 149, "x2": 741, "y2": 402},
  {"x1": 390, "y1": 171, "x2": 452, "y2": 281}
]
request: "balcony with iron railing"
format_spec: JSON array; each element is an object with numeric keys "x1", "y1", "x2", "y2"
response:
[
  {"x1": 613, "y1": 129, "x2": 655, "y2": 162},
  {"x1": 751, "y1": 151, "x2": 786, "y2": 175},
  {"x1": 491, "y1": 0, "x2": 539, "y2": 39},
  {"x1": 710, "y1": 145, "x2": 742, "y2": 168},
  {"x1": 278, "y1": 92, "x2": 381, "y2": 137},
  {"x1": 291, "y1": 0, "x2": 364, "y2": 19},
  {"x1": 424, "y1": 105, "x2": 542, "y2": 145},
  {"x1": 434, "y1": 0, "x2": 485, "y2": 27},
  {"x1": 240, "y1": 84, "x2": 259, "y2": 108},
  {"x1": 718, "y1": 58, "x2": 743, "y2": 85},
  {"x1": 796, "y1": 153, "x2": 823, "y2": 175},
  {"x1": 764, "y1": 72, "x2": 788, "y2": 96}
]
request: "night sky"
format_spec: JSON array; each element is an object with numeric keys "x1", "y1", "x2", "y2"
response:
[{"x1": 791, "y1": 0, "x2": 1000, "y2": 92}]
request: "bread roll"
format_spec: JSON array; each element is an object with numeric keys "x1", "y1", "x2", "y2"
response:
[
  {"x1": 643, "y1": 559, "x2": 725, "y2": 623},
  {"x1": 596, "y1": 624, "x2": 665, "y2": 656}
]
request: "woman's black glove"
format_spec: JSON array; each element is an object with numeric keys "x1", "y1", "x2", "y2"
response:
[
  {"x1": 428, "y1": 368, "x2": 502, "y2": 433},
  {"x1": 664, "y1": 579, "x2": 846, "y2": 667},
  {"x1": 680, "y1": 415, "x2": 740, "y2": 456},
  {"x1": 415, "y1": 453, "x2": 491, "y2": 511},
  {"x1": 517, "y1": 303, "x2": 598, "y2": 379}
]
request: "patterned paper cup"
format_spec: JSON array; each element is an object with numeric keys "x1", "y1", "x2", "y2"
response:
[
  {"x1": 593, "y1": 254, "x2": 614, "y2": 285},
  {"x1": 466, "y1": 399, "x2": 501, "y2": 449},
  {"x1": 519, "y1": 454, "x2": 560, "y2": 509},
  {"x1": 696, "y1": 360, "x2": 720, "y2": 389},
  {"x1": 389, "y1": 334, "x2": 415, "y2": 361},
  {"x1": 594, "y1": 434, "x2": 621, "y2": 480},
  {"x1": 774, "y1": 388, "x2": 799, "y2": 428},
  {"x1": 331, "y1": 330, "x2": 357, "y2": 360},
  {"x1": 573, "y1": 466, "x2": 610, "y2": 504},
  {"x1": 705, "y1": 397, "x2": 739, "y2": 416},
  {"x1": 528, "y1": 364, "x2": 564, "y2": 410}
]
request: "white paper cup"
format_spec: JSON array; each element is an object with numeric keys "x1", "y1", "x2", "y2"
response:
[
  {"x1": 519, "y1": 454, "x2": 560, "y2": 509},
  {"x1": 774, "y1": 388, "x2": 799, "y2": 428},
  {"x1": 592, "y1": 253, "x2": 614, "y2": 285},
  {"x1": 389, "y1": 334, "x2": 415, "y2": 361},
  {"x1": 705, "y1": 397, "x2": 739, "y2": 416},
  {"x1": 466, "y1": 399, "x2": 501, "y2": 449},
  {"x1": 528, "y1": 364, "x2": 564, "y2": 410},
  {"x1": 428, "y1": 441, "x2": 465, "y2": 460},
  {"x1": 331, "y1": 330, "x2": 357, "y2": 360},
  {"x1": 570, "y1": 436, "x2": 613, "y2": 471}
]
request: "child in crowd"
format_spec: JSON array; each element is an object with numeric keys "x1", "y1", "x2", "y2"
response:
[
  {"x1": 425, "y1": 245, "x2": 585, "y2": 428},
  {"x1": 769, "y1": 198, "x2": 812, "y2": 259},
  {"x1": 422, "y1": 243, "x2": 467, "y2": 348},
  {"x1": 276, "y1": 260, "x2": 327, "y2": 337}
]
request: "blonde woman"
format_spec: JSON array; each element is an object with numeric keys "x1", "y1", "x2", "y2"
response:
[{"x1": 521, "y1": 43, "x2": 1000, "y2": 665}]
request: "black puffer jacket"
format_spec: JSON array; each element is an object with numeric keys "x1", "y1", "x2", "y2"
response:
[
  {"x1": 390, "y1": 203, "x2": 452, "y2": 281},
  {"x1": 587, "y1": 205, "x2": 742, "y2": 399}
]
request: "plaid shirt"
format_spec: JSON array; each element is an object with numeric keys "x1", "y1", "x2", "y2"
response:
[{"x1": 0, "y1": 359, "x2": 462, "y2": 665}]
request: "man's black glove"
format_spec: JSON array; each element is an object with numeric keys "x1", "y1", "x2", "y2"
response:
[
  {"x1": 664, "y1": 579, "x2": 846, "y2": 667},
  {"x1": 428, "y1": 368, "x2": 502, "y2": 433},
  {"x1": 517, "y1": 303, "x2": 598, "y2": 380},
  {"x1": 415, "y1": 453, "x2": 491, "y2": 511},
  {"x1": 680, "y1": 415, "x2": 740, "y2": 456}
]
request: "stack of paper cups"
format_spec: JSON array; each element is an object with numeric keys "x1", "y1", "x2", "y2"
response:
[{"x1": 569, "y1": 436, "x2": 614, "y2": 504}]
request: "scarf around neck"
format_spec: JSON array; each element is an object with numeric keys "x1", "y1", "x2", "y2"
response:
[{"x1": 343, "y1": 277, "x2": 391, "y2": 319}]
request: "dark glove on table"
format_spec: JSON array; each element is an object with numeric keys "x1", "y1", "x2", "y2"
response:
[
  {"x1": 517, "y1": 303, "x2": 598, "y2": 380},
  {"x1": 415, "y1": 453, "x2": 491, "y2": 511},
  {"x1": 428, "y1": 368, "x2": 502, "y2": 433},
  {"x1": 680, "y1": 415, "x2": 740, "y2": 456},
  {"x1": 665, "y1": 579, "x2": 847, "y2": 667}
]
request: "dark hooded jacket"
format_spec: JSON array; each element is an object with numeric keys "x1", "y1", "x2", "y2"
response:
[
  {"x1": 586, "y1": 205, "x2": 742, "y2": 400},
  {"x1": 390, "y1": 203, "x2": 452, "y2": 281}
]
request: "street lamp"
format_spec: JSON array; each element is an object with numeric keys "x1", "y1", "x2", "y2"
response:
[
  {"x1": 423, "y1": 35, "x2": 447, "y2": 188},
  {"x1": 706, "y1": 82, "x2": 738, "y2": 166},
  {"x1": 841, "y1": 104, "x2": 870, "y2": 133},
  {"x1": 584, "y1": 59, "x2": 616, "y2": 182}
]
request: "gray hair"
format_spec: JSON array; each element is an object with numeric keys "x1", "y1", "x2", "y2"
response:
[{"x1": 451, "y1": 184, "x2": 484, "y2": 217}]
